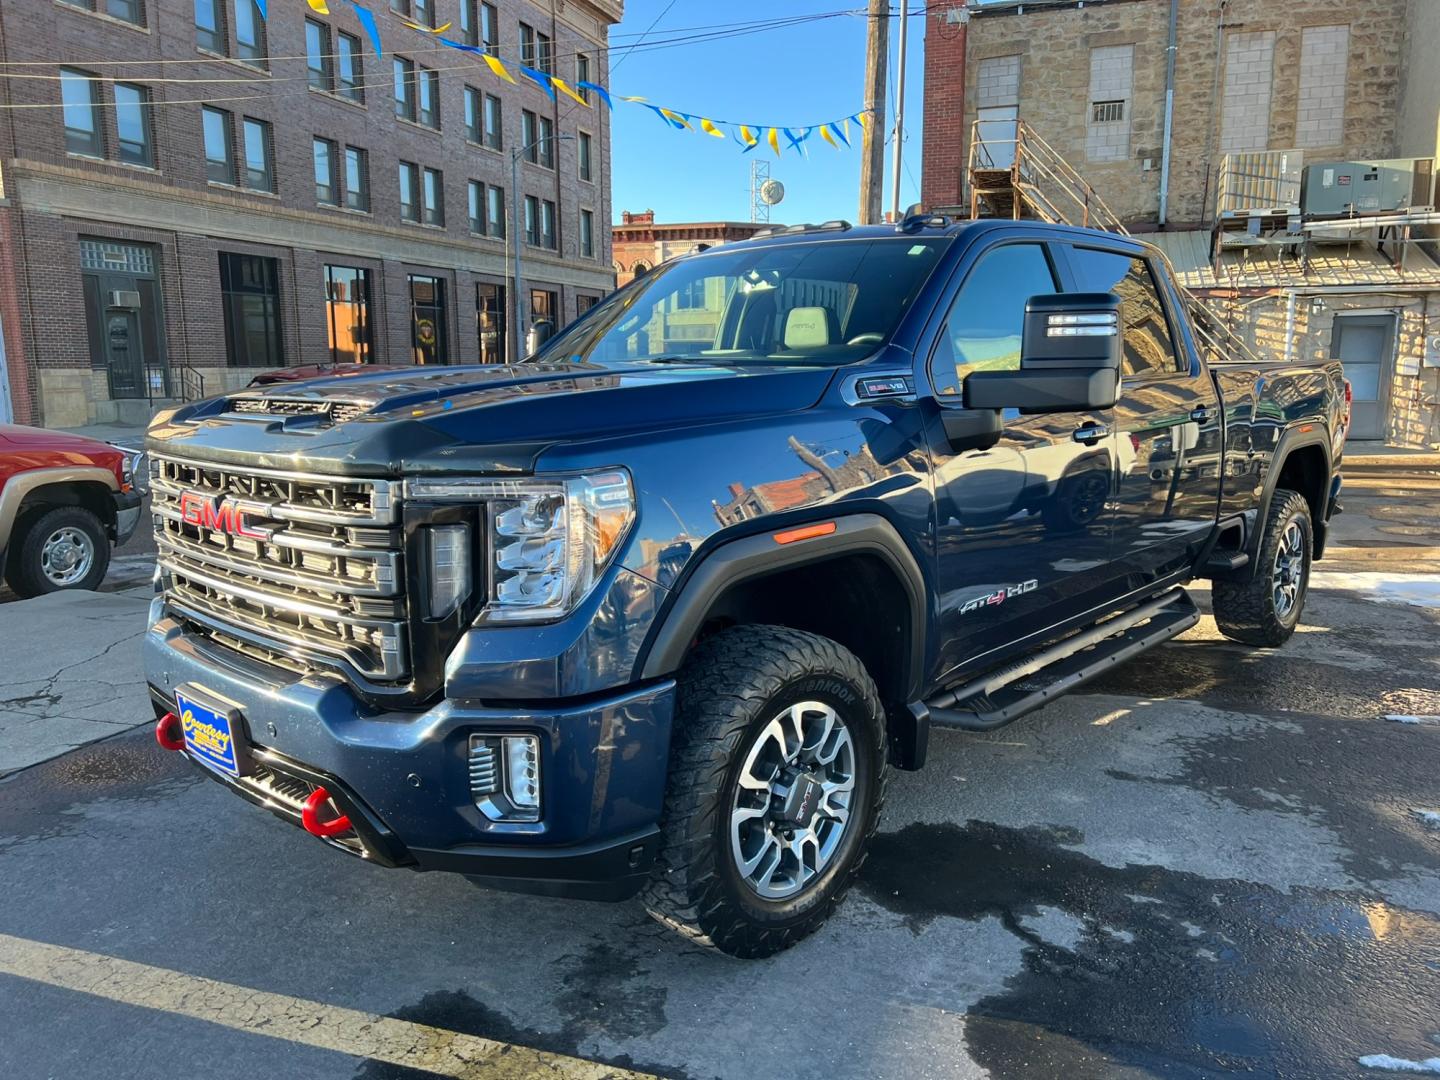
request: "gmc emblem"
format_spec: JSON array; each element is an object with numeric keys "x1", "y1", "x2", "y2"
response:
[{"x1": 179, "y1": 491, "x2": 269, "y2": 541}]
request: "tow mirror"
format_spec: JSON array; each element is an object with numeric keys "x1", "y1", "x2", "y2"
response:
[
  {"x1": 525, "y1": 319, "x2": 556, "y2": 356},
  {"x1": 964, "y1": 292, "x2": 1122, "y2": 414}
]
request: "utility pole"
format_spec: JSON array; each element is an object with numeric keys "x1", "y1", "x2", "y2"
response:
[
  {"x1": 889, "y1": 0, "x2": 909, "y2": 222},
  {"x1": 858, "y1": 0, "x2": 889, "y2": 224}
]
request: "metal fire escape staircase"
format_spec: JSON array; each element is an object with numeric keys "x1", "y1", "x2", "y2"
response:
[{"x1": 962, "y1": 119, "x2": 1268, "y2": 369}]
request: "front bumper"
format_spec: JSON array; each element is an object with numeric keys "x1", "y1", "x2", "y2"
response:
[
  {"x1": 146, "y1": 613, "x2": 675, "y2": 900},
  {"x1": 112, "y1": 490, "x2": 143, "y2": 545}
]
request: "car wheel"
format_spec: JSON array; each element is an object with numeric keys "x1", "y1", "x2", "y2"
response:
[
  {"x1": 642, "y1": 625, "x2": 888, "y2": 958},
  {"x1": 1212, "y1": 488, "x2": 1312, "y2": 647},
  {"x1": 6, "y1": 506, "x2": 111, "y2": 598}
]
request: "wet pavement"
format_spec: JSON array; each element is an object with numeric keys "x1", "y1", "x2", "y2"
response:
[{"x1": 0, "y1": 462, "x2": 1437, "y2": 1079}]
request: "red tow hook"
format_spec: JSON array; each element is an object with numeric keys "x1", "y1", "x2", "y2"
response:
[
  {"x1": 301, "y1": 787, "x2": 353, "y2": 838},
  {"x1": 155, "y1": 712, "x2": 185, "y2": 751}
]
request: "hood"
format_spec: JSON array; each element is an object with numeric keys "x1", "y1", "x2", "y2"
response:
[
  {"x1": 0, "y1": 424, "x2": 121, "y2": 457},
  {"x1": 146, "y1": 361, "x2": 836, "y2": 477}
]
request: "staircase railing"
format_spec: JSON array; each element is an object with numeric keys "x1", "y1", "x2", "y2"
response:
[{"x1": 176, "y1": 362, "x2": 206, "y2": 402}]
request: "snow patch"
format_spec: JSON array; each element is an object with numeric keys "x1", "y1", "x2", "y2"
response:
[
  {"x1": 1413, "y1": 810, "x2": 1440, "y2": 831},
  {"x1": 1310, "y1": 572, "x2": 1440, "y2": 609},
  {"x1": 1387, "y1": 714, "x2": 1440, "y2": 726},
  {"x1": 1358, "y1": 1053, "x2": 1440, "y2": 1074}
]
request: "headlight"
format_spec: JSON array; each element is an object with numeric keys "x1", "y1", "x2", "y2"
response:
[
  {"x1": 115, "y1": 448, "x2": 148, "y2": 495},
  {"x1": 405, "y1": 470, "x2": 635, "y2": 624}
]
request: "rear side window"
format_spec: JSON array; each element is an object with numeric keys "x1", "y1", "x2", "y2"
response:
[
  {"x1": 1066, "y1": 247, "x2": 1180, "y2": 377},
  {"x1": 930, "y1": 242, "x2": 1057, "y2": 397}
]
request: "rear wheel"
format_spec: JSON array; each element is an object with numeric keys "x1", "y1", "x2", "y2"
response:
[
  {"x1": 1212, "y1": 489, "x2": 1312, "y2": 647},
  {"x1": 5, "y1": 506, "x2": 111, "y2": 598},
  {"x1": 643, "y1": 625, "x2": 887, "y2": 958}
]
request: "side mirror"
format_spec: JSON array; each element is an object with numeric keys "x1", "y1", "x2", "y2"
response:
[
  {"x1": 525, "y1": 318, "x2": 556, "y2": 356},
  {"x1": 964, "y1": 292, "x2": 1122, "y2": 414}
]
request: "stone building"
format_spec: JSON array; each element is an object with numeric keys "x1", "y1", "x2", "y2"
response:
[
  {"x1": 0, "y1": 0, "x2": 621, "y2": 428},
  {"x1": 921, "y1": 0, "x2": 1440, "y2": 449}
]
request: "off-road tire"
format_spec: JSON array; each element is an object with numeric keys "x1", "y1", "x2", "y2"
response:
[
  {"x1": 5, "y1": 506, "x2": 111, "y2": 598},
  {"x1": 642, "y1": 625, "x2": 888, "y2": 958},
  {"x1": 1212, "y1": 488, "x2": 1312, "y2": 647}
]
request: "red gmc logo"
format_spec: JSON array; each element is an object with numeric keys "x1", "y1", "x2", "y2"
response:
[{"x1": 179, "y1": 491, "x2": 268, "y2": 540}]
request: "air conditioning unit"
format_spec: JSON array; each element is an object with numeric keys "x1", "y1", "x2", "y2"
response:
[
  {"x1": 1217, "y1": 150, "x2": 1304, "y2": 217},
  {"x1": 1301, "y1": 157, "x2": 1435, "y2": 216},
  {"x1": 107, "y1": 289, "x2": 141, "y2": 310}
]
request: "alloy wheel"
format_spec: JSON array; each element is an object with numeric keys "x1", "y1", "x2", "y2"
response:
[{"x1": 1271, "y1": 520, "x2": 1306, "y2": 619}]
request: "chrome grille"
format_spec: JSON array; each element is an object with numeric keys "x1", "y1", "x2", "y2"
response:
[
  {"x1": 230, "y1": 398, "x2": 369, "y2": 426},
  {"x1": 152, "y1": 455, "x2": 407, "y2": 681}
]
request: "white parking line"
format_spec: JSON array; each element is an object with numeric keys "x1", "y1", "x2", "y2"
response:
[{"x1": 0, "y1": 932, "x2": 655, "y2": 1079}]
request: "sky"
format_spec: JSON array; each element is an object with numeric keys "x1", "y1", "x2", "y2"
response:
[{"x1": 604, "y1": 2, "x2": 928, "y2": 226}]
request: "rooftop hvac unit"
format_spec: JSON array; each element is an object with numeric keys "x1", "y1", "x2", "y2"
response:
[
  {"x1": 1217, "y1": 150, "x2": 1304, "y2": 217},
  {"x1": 1301, "y1": 157, "x2": 1435, "y2": 216}
]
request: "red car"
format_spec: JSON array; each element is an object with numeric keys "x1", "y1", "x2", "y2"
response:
[{"x1": 0, "y1": 425, "x2": 145, "y2": 596}]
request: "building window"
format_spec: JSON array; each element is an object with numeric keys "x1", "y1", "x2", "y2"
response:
[
  {"x1": 1296, "y1": 24, "x2": 1349, "y2": 149},
  {"x1": 411, "y1": 0, "x2": 433, "y2": 27},
  {"x1": 306, "y1": 19, "x2": 331, "y2": 90},
  {"x1": 345, "y1": 145, "x2": 370, "y2": 211},
  {"x1": 486, "y1": 185, "x2": 505, "y2": 238},
  {"x1": 399, "y1": 161, "x2": 419, "y2": 222},
  {"x1": 202, "y1": 105, "x2": 235, "y2": 183},
  {"x1": 60, "y1": 70, "x2": 104, "y2": 158},
  {"x1": 464, "y1": 86, "x2": 482, "y2": 142},
  {"x1": 675, "y1": 279, "x2": 705, "y2": 310},
  {"x1": 522, "y1": 110, "x2": 537, "y2": 160},
  {"x1": 325, "y1": 265, "x2": 372, "y2": 365},
  {"x1": 422, "y1": 167, "x2": 444, "y2": 226},
  {"x1": 60, "y1": 0, "x2": 144, "y2": 26},
  {"x1": 314, "y1": 137, "x2": 338, "y2": 204},
  {"x1": 1220, "y1": 31, "x2": 1277, "y2": 153},
  {"x1": 538, "y1": 116, "x2": 555, "y2": 167},
  {"x1": 113, "y1": 83, "x2": 154, "y2": 167},
  {"x1": 543, "y1": 200, "x2": 557, "y2": 250},
  {"x1": 417, "y1": 68, "x2": 440, "y2": 128},
  {"x1": 1091, "y1": 100, "x2": 1124, "y2": 123},
  {"x1": 481, "y1": 3, "x2": 499, "y2": 56},
  {"x1": 219, "y1": 252, "x2": 284, "y2": 368},
  {"x1": 409, "y1": 275, "x2": 448, "y2": 364},
  {"x1": 524, "y1": 195, "x2": 539, "y2": 245},
  {"x1": 393, "y1": 57, "x2": 415, "y2": 121},
  {"x1": 468, "y1": 180, "x2": 484, "y2": 234},
  {"x1": 576, "y1": 54, "x2": 591, "y2": 102},
  {"x1": 234, "y1": 0, "x2": 266, "y2": 65},
  {"x1": 577, "y1": 293, "x2": 600, "y2": 316},
  {"x1": 483, "y1": 94, "x2": 502, "y2": 151},
  {"x1": 194, "y1": 0, "x2": 224, "y2": 54},
  {"x1": 580, "y1": 209, "x2": 595, "y2": 258},
  {"x1": 459, "y1": 0, "x2": 477, "y2": 45},
  {"x1": 529, "y1": 288, "x2": 556, "y2": 329},
  {"x1": 519, "y1": 23, "x2": 536, "y2": 66},
  {"x1": 578, "y1": 130, "x2": 593, "y2": 182},
  {"x1": 476, "y1": 282, "x2": 506, "y2": 364},
  {"x1": 242, "y1": 117, "x2": 274, "y2": 191},
  {"x1": 537, "y1": 30, "x2": 554, "y2": 75},
  {"x1": 337, "y1": 32, "x2": 364, "y2": 101}
]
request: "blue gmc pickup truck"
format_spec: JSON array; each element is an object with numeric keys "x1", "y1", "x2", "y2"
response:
[{"x1": 144, "y1": 216, "x2": 1346, "y2": 957}]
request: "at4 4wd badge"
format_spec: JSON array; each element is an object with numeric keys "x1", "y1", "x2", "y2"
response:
[{"x1": 960, "y1": 579, "x2": 1038, "y2": 615}]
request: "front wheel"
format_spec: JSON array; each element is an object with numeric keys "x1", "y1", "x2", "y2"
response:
[
  {"x1": 1212, "y1": 488, "x2": 1312, "y2": 647},
  {"x1": 643, "y1": 625, "x2": 888, "y2": 958},
  {"x1": 5, "y1": 506, "x2": 111, "y2": 598}
]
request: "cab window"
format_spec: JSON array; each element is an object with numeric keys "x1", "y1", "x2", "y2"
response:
[
  {"x1": 929, "y1": 242, "x2": 1057, "y2": 397},
  {"x1": 1066, "y1": 247, "x2": 1180, "y2": 377}
]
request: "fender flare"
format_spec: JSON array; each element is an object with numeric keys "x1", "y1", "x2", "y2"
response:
[
  {"x1": 1247, "y1": 422, "x2": 1334, "y2": 568},
  {"x1": 0, "y1": 466, "x2": 120, "y2": 555},
  {"x1": 637, "y1": 512, "x2": 929, "y2": 701}
]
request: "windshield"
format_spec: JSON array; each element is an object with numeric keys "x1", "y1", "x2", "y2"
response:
[{"x1": 542, "y1": 236, "x2": 951, "y2": 367}]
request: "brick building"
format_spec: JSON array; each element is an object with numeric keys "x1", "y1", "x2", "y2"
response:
[
  {"x1": 921, "y1": 0, "x2": 1422, "y2": 227},
  {"x1": 611, "y1": 209, "x2": 770, "y2": 286},
  {"x1": 0, "y1": 0, "x2": 621, "y2": 428}
]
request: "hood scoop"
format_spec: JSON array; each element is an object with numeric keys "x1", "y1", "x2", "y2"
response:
[{"x1": 228, "y1": 397, "x2": 370, "y2": 427}]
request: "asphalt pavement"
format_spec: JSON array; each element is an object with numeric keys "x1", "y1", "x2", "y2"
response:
[{"x1": 0, "y1": 460, "x2": 1437, "y2": 1079}]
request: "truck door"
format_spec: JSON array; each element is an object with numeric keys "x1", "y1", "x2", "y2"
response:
[
  {"x1": 923, "y1": 239, "x2": 1120, "y2": 683},
  {"x1": 1059, "y1": 243, "x2": 1223, "y2": 589}
]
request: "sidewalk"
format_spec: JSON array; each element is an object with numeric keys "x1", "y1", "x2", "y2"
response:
[
  {"x1": 57, "y1": 419, "x2": 150, "y2": 449},
  {"x1": 0, "y1": 587, "x2": 153, "y2": 775}
]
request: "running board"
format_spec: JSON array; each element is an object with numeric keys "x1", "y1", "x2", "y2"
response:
[{"x1": 926, "y1": 589, "x2": 1200, "y2": 733}]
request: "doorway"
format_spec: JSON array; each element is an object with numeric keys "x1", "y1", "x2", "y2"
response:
[
  {"x1": 1331, "y1": 312, "x2": 1396, "y2": 441},
  {"x1": 80, "y1": 239, "x2": 165, "y2": 399}
]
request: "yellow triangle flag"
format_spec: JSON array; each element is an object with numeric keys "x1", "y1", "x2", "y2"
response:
[
  {"x1": 483, "y1": 54, "x2": 517, "y2": 84},
  {"x1": 855, "y1": 111, "x2": 869, "y2": 132},
  {"x1": 819, "y1": 124, "x2": 839, "y2": 149},
  {"x1": 305, "y1": 0, "x2": 330, "y2": 13},
  {"x1": 660, "y1": 108, "x2": 693, "y2": 130},
  {"x1": 700, "y1": 118, "x2": 725, "y2": 138},
  {"x1": 767, "y1": 127, "x2": 781, "y2": 156},
  {"x1": 550, "y1": 78, "x2": 590, "y2": 107},
  {"x1": 401, "y1": 18, "x2": 451, "y2": 34},
  {"x1": 739, "y1": 124, "x2": 758, "y2": 146}
]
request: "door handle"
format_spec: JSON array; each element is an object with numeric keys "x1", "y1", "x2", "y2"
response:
[
  {"x1": 1072, "y1": 424, "x2": 1108, "y2": 445},
  {"x1": 1190, "y1": 406, "x2": 1216, "y2": 423}
]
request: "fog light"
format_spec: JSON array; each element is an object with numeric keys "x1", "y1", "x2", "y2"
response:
[
  {"x1": 503, "y1": 735, "x2": 540, "y2": 812},
  {"x1": 426, "y1": 524, "x2": 471, "y2": 619}
]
